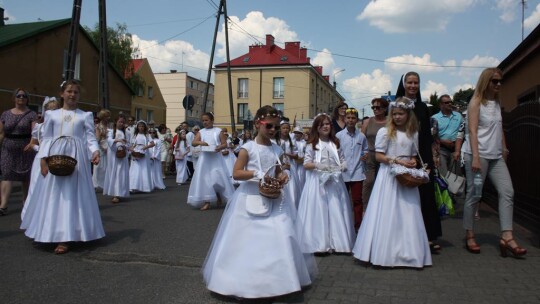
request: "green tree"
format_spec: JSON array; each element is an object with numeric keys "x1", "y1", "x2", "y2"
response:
[
  {"x1": 84, "y1": 23, "x2": 144, "y2": 92},
  {"x1": 453, "y1": 88, "x2": 474, "y2": 113},
  {"x1": 429, "y1": 92, "x2": 439, "y2": 116}
]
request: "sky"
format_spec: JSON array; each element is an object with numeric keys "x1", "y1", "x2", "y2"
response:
[{"x1": 3, "y1": 0, "x2": 540, "y2": 115}]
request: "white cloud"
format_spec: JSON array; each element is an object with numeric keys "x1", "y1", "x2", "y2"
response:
[
  {"x1": 358, "y1": 0, "x2": 477, "y2": 33},
  {"x1": 133, "y1": 35, "x2": 210, "y2": 77},
  {"x1": 458, "y1": 55, "x2": 500, "y2": 80},
  {"x1": 216, "y1": 11, "x2": 299, "y2": 61},
  {"x1": 3, "y1": 9, "x2": 16, "y2": 22},
  {"x1": 385, "y1": 53, "x2": 444, "y2": 73},
  {"x1": 524, "y1": 4, "x2": 540, "y2": 30},
  {"x1": 311, "y1": 49, "x2": 336, "y2": 78},
  {"x1": 496, "y1": 0, "x2": 517, "y2": 23},
  {"x1": 342, "y1": 69, "x2": 392, "y2": 107},
  {"x1": 422, "y1": 80, "x2": 449, "y2": 100},
  {"x1": 452, "y1": 83, "x2": 474, "y2": 94}
]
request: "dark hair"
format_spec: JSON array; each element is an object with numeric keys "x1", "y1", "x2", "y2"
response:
[
  {"x1": 158, "y1": 124, "x2": 167, "y2": 132},
  {"x1": 438, "y1": 94, "x2": 451, "y2": 103},
  {"x1": 59, "y1": 79, "x2": 81, "y2": 104},
  {"x1": 308, "y1": 114, "x2": 340, "y2": 150},
  {"x1": 254, "y1": 105, "x2": 280, "y2": 122},
  {"x1": 134, "y1": 121, "x2": 148, "y2": 135},
  {"x1": 332, "y1": 101, "x2": 348, "y2": 120},
  {"x1": 202, "y1": 112, "x2": 214, "y2": 121},
  {"x1": 371, "y1": 97, "x2": 389, "y2": 108},
  {"x1": 113, "y1": 114, "x2": 127, "y2": 139}
]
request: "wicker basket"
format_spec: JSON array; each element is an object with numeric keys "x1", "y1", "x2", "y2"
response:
[
  {"x1": 47, "y1": 136, "x2": 77, "y2": 176},
  {"x1": 116, "y1": 146, "x2": 127, "y2": 159},
  {"x1": 396, "y1": 172, "x2": 427, "y2": 188},
  {"x1": 259, "y1": 164, "x2": 283, "y2": 199},
  {"x1": 131, "y1": 151, "x2": 145, "y2": 159}
]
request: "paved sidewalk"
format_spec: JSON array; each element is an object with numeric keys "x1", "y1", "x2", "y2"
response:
[{"x1": 1, "y1": 179, "x2": 539, "y2": 304}]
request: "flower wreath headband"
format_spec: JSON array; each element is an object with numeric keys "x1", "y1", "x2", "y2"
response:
[
  {"x1": 390, "y1": 97, "x2": 415, "y2": 110},
  {"x1": 255, "y1": 112, "x2": 281, "y2": 122},
  {"x1": 314, "y1": 112, "x2": 331, "y2": 119}
]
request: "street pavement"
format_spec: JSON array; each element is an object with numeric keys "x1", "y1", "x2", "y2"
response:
[{"x1": 1, "y1": 177, "x2": 539, "y2": 304}]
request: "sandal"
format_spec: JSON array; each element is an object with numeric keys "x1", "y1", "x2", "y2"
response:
[
  {"x1": 0, "y1": 207, "x2": 7, "y2": 216},
  {"x1": 111, "y1": 197, "x2": 120, "y2": 204},
  {"x1": 429, "y1": 242, "x2": 442, "y2": 254},
  {"x1": 200, "y1": 203, "x2": 211, "y2": 211},
  {"x1": 54, "y1": 243, "x2": 69, "y2": 254}
]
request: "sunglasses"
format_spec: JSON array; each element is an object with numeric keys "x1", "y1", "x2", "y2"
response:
[
  {"x1": 441, "y1": 101, "x2": 452, "y2": 105},
  {"x1": 490, "y1": 78, "x2": 502, "y2": 85},
  {"x1": 16, "y1": 94, "x2": 28, "y2": 99},
  {"x1": 345, "y1": 108, "x2": 358, "y2": 114},
  {"x1": 371, "y1": 106, "x2": 385, "y2": 110},
  {"x1": 259, "y1": 121, "x2": 279, "y2": 130}
]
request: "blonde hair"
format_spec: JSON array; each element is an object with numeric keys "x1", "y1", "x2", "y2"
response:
[
  {"x1": 97, "y1": 109, "x2": 111, "y2": 120},
  {"x1": 472, "y1": 67, "x2": 502, "y2": 105},
  {"x1": 45, "y1": 100, "x2": 60, "y2": 111},
  {"x1": 386, "y1": 104, "x2": 418, "y2": 139}
]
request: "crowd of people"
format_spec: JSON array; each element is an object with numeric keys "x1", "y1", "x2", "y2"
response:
[{"x1": 0, "y1": 68, "x2": 527, "y2": 300}]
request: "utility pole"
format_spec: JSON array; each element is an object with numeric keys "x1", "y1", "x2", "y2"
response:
[
  {"x1": 98, "y1": 0, "x2": 110, "y2": 109},
  {"x1": 203, "y1": 0, "x2": 235, "y2": 131},
  {"x1": 521, "y1": 0, "x2": 527, "y2": 41},
  {"x1": 65, "y1": 0, "x2": 82, "y2": 81}
]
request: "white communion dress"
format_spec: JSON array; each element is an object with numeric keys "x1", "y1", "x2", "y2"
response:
[
  {"x1": 187, "y1": 127, "x2": 234, "y2": 207},
  {"x1": 295, "y1": 140, "x2": 356, "y2": 253},
  {"x1": 174, "y1": 140, "x2": 189, "y2": 184},
  {"x1": 21, "y1": 122, "x2": 43, "y2": 220},
  {"x1": 103, "y1": 129, "x2": 130, "y2": 198},
  {"x1": 203, "y1": 141, "x2": 317, "y2": 298},
  {"x1": 150, "y1": 137, "x2": 166, "y2": 190},
  {"x1": 352, "y1": 128, "x2": 432, "y2": 268},
  {"x1": 129, "y1": 133, "x2": 154, "y2": 192},
  {"x1": 21, "y1": 109, "x2": 105, "y2": 242}
]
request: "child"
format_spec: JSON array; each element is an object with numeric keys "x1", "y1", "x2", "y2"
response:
[
  {"x1": 276, "y1": 120, "x2": 301, "y2": 205},
  {"x1": 203, "y1": 105, "x2": 315, "y2": 299},
  {"x1": 21, "y1": 97, "x2": 60, "y2": 219},
  {"x1": 187, "y1": 113, "x2": 234, "y2": 210},
  {"x1": 103, "y1": 115, "x2": 130, "y2": 204},
  {"x1": 292, "y1": 126, "x2": 307, "y2": 189},
  {"x1": 174, "y1": 130, "x2": 190, "y2": 185},
  {"x1": 92, "y1": 109, "x2": 110, "y2": 190},
  {"x1": 296, "y1": 113, "x2": 355, "y2": 254},
  {"x1": 352, "y1": 97, "x2": 432, "y2": 268},
  {"x1": 129, "y1": 121, "x2": 155, "y2": 192},
  {"x1": 149, "y1": 128, "x2": 166, "y2": 190},
  {"x1": 21, "y1": 80, "x2": 105, "y2": 254},
  {"x1": 335, "y1": 108, "x2": 369, "y2": 231}
]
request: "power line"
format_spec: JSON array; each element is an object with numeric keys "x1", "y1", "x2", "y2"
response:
[{"x1": 128, "y1": 17, "x2": 214, "y2": 28}]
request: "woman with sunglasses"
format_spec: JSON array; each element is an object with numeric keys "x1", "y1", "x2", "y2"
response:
[
  {"x1": 361, "y1": 98, "x2": 389, "y2": 209},
  {"x1": 188, "y1": 113, "x2": 234, "y2": 211},
  {"x1": 0, "y1": 88, "x2": 37, "y2": 215},
  {"x1": 461, "y1": 68, "x2": 526, "y2": 258},
  {"x1": 331, "y1": 101, "x2": 348, "y2": 134}
]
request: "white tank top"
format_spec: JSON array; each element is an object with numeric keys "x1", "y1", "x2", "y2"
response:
[{"x1": 462, "y1": 100, "x2": 502, "y2": 159}]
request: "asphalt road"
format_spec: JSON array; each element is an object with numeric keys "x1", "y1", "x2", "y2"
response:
[{"x1": 1, "y1": 178, "x2": 539, "y2": 304}]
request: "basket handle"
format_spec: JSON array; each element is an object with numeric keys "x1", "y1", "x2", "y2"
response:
[
  {"x1": 48, "y1": 135, "x2": 77, "y2": 158},
  {"x1": 261, "y1": 163, "x2": 282, "y2": 186}
]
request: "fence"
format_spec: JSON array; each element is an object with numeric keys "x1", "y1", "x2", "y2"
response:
[{"x1": 483, "y1": 102, "x2": 540, "y2": 237}]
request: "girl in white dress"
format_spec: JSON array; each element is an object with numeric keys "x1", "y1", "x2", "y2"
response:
[
  {"x1": 149, "y1": 129, "x2": 166, "y2": 190},
  {"x1": 103, "y1": 115, "x2": 130, "y2": 204},
  {"x1": 276, "y1": 121, "x2": 301, "y2": 205},
  {"x1": 21, "y1": 97, "x2": 60, "y2": 220},
  {"x1": 292, "y1": 127, "x2": 307, "y2": 189},
  {"x1": 174, "y1": 130, "x2": 189, "y2": 185},
  {"x1": 20, "y1": 80, "x2": 105, "y2": 254},
  {"x1": 129, "y1": 121, "x2": 155, "y2": 192},
  {"x1": 220, "y1": 128, "x2": 237, "y2": 185},
  {"x1": 187, "y1": 113, "x2": 234, "y2": 211},
  {"x1": 352, "y1": 97, "x2": 432, "y2": 268},
  {"x1": 203, "y1": 105, "x2": 316, "y2": 299},
  {"x1": 296, "y1": 114, "x2": 356, "y2": 254},
  {"x1": 92, "y1": 109, "x2": 110, "y2": 190}
]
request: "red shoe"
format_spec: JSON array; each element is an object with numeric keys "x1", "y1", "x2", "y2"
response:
[
  {"x1": 465, "y1": 236, "x2": 480, "y2": 254},
  {"x1": 499, "y1": 238, "x2": 527, "y2": 258}
]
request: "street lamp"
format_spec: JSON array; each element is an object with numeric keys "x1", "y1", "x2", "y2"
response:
[{"x1": 333, "y1": 68, "x2": 345, "y2": 84}]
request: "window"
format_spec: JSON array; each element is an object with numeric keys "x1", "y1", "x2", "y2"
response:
[
  {"x1": 62, "y1": 50, "x2": 81, "y2": 80},
  {"x1": 237, "y1": 103, "x2": 249, "y2": 124},
  {"x1": 273, "y1": 103, "x2": 284, "y2": 115},
  {"x1": 238, "y1": 78, "x2": 249, "y2": 98},
  {"x1": 190, "y1": 80, "x2": 197, "y2": 89},
  {"x1": 148, "y1": 86, "x2": 154, "y2": 99},
  {"x1": 135, "y1": 108, "x2": 142, "y2": 121},
  {"x1": 137, "y1": 86, "x2": 144, "y2": 97},
  {"x1": 273, "y1": 77, "x2": 284, "y2": 98},
  {"x1": 147, "y1": 110, "x2": 154, "y2": 122}
]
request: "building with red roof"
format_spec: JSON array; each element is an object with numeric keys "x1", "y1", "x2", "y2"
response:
[{"x1": 213, "y1": 34, "x2": 345, "y2": 130}]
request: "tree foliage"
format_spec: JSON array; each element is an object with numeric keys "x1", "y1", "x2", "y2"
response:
[
  {"x1": 84, "y1": 23, "x2": 144, "y2": 92},
  {"x1": 453, "y1": 88, "x2": 474, "y2": 113},
  {"x1": 429, "y1": 92, "x2": 439, "y2": 116}
]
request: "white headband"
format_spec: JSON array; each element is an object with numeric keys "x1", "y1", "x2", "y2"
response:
[{"x1": 42, "y1": 96, "x2": 57, "y2": 109}]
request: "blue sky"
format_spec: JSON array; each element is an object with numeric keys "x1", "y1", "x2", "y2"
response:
[{"x1": 3, "y1": 0, "x2": 540, "y2": 115}]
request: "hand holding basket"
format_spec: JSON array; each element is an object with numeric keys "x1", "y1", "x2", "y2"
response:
[
  {"x1": 259, "y1": 164, "x2": 285, "y2": 199},
  {"x1": 46, "y1": 136, "x2": 78, "y2": 176}
]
